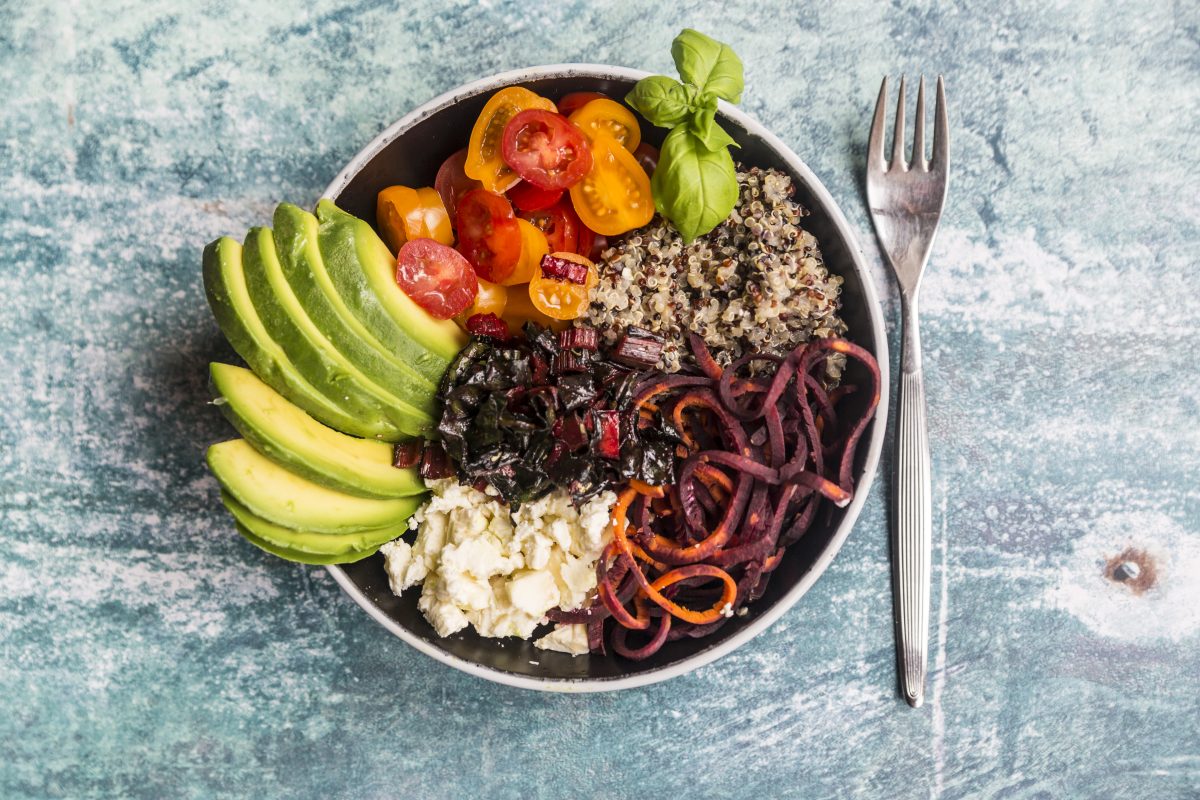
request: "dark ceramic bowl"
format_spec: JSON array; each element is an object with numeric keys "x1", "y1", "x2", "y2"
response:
[{"x1": 321, "y1": 65, "x2": 889, "y2": 691}]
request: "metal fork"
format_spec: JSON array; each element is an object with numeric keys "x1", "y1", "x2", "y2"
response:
[{"x1": 866, "y1": 75, "x2": 949, "y2": 708}]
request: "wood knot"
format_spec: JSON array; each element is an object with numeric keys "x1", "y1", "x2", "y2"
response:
[{"x1": 1103, "y1": 547, "x2": 1157, "y2": 595}]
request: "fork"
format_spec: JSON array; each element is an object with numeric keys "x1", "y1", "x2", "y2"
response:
[{"x1": 866, "y1": 75, "x2": 949, "y2": 708}]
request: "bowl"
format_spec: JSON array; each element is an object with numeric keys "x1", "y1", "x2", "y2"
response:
[{"x1": 321, "y1": 65, "x2": 889, "y2": 692}]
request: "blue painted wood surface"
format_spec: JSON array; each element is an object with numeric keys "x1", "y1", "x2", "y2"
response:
[{"x1": 2, "y1": 1, "x2": 1198, "y2": 797}]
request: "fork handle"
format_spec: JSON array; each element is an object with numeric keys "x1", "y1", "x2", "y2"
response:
[{"x1": 894, "y1": 293, "x2": 932, "y2": 708}]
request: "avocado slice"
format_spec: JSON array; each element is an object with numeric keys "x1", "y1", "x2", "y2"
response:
[
  {"x1": 233, "y1": 520, "x2": 379, "y2": 565},
  {"x1": 201, "y1": 237, "x2": 387, "y2": 440},
  {"x1": 221, "y1": 491, "x2": 406, "y2": 557},
  {"x1": 210, "y1": 362, "x2": 425, "y2": 499},
  {"x1": 272, "y1": 203, "x2": 439, "y2": 411},
  {"x1": 207, "y1": 439, "x2": 423, "y2": 533},
  {"x1": 315, "y1": 199, "x2": 466, "y2": 376},
  {"x1": 240, "y1": 226, "x2": 428, "y2": 439}
]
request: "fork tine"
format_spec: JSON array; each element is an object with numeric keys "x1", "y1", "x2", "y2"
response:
[
  {"x1": 911, "y1": 75, "x2": 926, "y2": 169},
  {"x1": 868, "y1": 76, "x2": 888, "y2": 172},
  {"x1": 931, "y1": 75, "x2": 949, "y2": 170},
  {"x1": 890, "y1": 75, "x2": 907, "y2": 170}
]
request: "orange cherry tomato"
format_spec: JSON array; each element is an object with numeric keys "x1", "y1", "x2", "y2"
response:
[
  {"x1": 569, "y1": 134, "x2": 655, "y2": 236},
  {"x1": 454, "y1": 277, "x2": 508, "y2": 326},
  {"x1": 528, "y1": 252, "x2": 597, "y2": 320},
  {"x1": 502, "y1": 282, "x2": 566, "y2": 332},
  {"x1": 503, "y1": 219, "x2": 549, "y2": 286},
  {"x1": 568, "y1": 98, "x2": 642, "y2": 152},
  {"x1": 464, "y1": 87, "x2": 556, "y2": 194},
  {"x1": 376, "y1": 186, "x2": 453, "y2": 253}
]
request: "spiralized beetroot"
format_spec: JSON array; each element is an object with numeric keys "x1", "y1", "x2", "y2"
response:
[{"x1": 580, "y1": 334, "x2": 881, "y2": 660}]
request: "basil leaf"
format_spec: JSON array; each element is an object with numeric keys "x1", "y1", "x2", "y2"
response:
[
  {"x1": 688, "y1": 100, "x2": 739, "y2": 152},
  {"x1": 670, "y1": 29, "x2": 744, "y2": 103},
  {"x1": 625, "y1": 76, "x2": 693, "y2": 128},
  {"x1": 651, "y1": 126, "x2": 739, "y2": 243}
]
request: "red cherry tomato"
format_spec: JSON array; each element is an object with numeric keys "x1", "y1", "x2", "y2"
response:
[
  {"x1": 557, "y1": 91, "x2": 609, "y2": 118},
  {"x1": 395, "y1": 238, "x2": 478, "y2": 320},
  {"x1": 633, "y1": 142, "x2": 659, "y2": 176},
  {"x1": 508, "y1": 181, "x2": 564, "y2": 213},
  {"x1": 434, "y1": 149, "x2": 482, "y2": 220},
  {"x1": 455, "y1": 189, "x2": 523, "y2": 283},
  {"x1": 576, "y1": 224, "x2": 595, "y2": 260},
  {"x1": 517, "y1": 199, "x2": 581, "y2": 254},
  {"x1": 501, "y1": 109, "x2": 593, "y2": 191}
]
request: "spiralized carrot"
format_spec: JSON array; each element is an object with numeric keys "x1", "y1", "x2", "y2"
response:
[
  {"x1": 629, "y1": 478, "x2": 665, "y2": 498},
  {"x1": 584, "y1": 335, "x2": 880, "y2": 659},
  {"x1": 607, "y1": 488, "x2": 739, "y2": 626}
]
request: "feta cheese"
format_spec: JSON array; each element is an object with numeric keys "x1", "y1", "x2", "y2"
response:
[
  {"x1": 380, "y1": 480, "x2": 615, "y2": 653},
  {"x1": 534, "y1": 624, "x2": 591, "y2": 655},
  {"x1": 379, "y1": 540, "x2": 413, "y2": 597}
]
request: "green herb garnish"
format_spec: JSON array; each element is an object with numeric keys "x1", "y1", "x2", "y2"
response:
[{"x1": 626, "y1": 29, "x2": 744, "y2": 243}]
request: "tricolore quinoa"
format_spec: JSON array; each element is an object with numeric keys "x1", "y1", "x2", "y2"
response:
[{"x1": 587, "y1": 167, "x2": 848, "y2": 377}]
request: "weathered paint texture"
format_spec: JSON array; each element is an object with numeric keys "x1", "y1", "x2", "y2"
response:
[{"x1": 2, "y1": 1, "x2": 1198, "y2": 797}]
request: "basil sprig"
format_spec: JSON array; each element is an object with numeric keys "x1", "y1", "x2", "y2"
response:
[{"x1": 626, "y1": 29, "x2": 744, "y2": 243}]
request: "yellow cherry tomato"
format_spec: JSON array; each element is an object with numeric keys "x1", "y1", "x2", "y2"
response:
[
  {"x1": 464, "y1": 87, "x2": 557, "y2": 194},
  {"x1": 376, "y1": 186, "x2": 453, "y2": 253},
  {"x1": 503, "y1": 219, "x2": 550, "y2": 286},
  {"x1": 454, "y1": 277, "x2": 508, "y2": 326},
  {"x1": 568, "y1": 134, "x2": 654, "y2": 236},
  {"x1": 502, "y1": 282, "x2": 566, "y2": 332},
  {"x1": 528, "y1": 252, "x2": 597, "y2": 321},
  {"x1": 568, "y1": 98, "x2": 641, "y2": 152}
]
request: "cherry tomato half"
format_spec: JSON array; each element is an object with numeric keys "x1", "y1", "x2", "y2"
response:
[
  {"x1": 504, "y1": 219, "x2": 550, "y2": 286},
  {"x1": 501, "y1": 109, "x2": 593, "y2": 191},
  {"x1": 507, "y1": 180, "x2": 564, "y2": 213},
  {"x1": 576, "y1": 224, "x2": 595, "y2": 261},
  {"x1": 569, "y1": 134, "x2": 654, "y2": 236},
  {"x1": 455, "y1": 189, "x2": 523, "y2": 283},
  {"x1": 587, "y1": 233, "x2": 609, "y2": 262},
  {"x1": 395, "y1": 238, "x2": 478, "y2": 320},
  {"x1": 454, "y1": 276, "x2": 508, "y2": 325},
  {"x1": 434, "y1": 149, "x2": 482, "y2": 220},
  {"x1": 568, "y1": 98, "x2": 641, "y2": 153},
  {"x1": 518, "y1": 199, "x2": 580, "y2": 254},
  {"x1": 502, "y1": 282, "x2": 566, "y2": 332},
  {"x1": 377, "y1": 186, "x2": 453, "y2": 253},
  {"x1": 557, "y1": 91, "x2": 609, "y2": 118},
  {"x1": 465, "y1": 88, "x2": 556, "y2": 194},
  {"x1": 633, "y1": 142, "x2": 659, "y2": 177},
  {"x1": 528, "y1": 252, "x2": 598, "y2": 321}
]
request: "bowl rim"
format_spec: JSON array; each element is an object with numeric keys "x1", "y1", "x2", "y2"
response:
[{"x1": 320, "y1": 63, "x2": 890, "y2": 693}]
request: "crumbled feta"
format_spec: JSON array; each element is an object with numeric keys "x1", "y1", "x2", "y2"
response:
[
  {"x1": 381, "y1": 480, "x2": 615, "y2": 648},
  {"x1": 534, "y1": 624, "x2": 591, "y2": 655}
]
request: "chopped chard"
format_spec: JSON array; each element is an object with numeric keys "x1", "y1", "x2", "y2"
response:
[
  {"x1": 612, "y1": 327, "x2": 666, "y2": 368},
  {"x1": 392, "y1": 440, "x2": 422, "y2": 469},
  {"x1": 559, "y1": 326, "x2": 599, "y2": 351},
  {"x1": 433, "y1": 323, "x2": 671, "y2": 506},
  {"x1": 465, "y1": 312, "x2": 510, "y2": 340},
  {"x1": 553, "y1": 351, "x2": 590, "y2": 374},
  {"x1": 593, "y1": 410, "x2": 621, "y2": 459},
  {"x1": 539, "y1": 253, "x2": 590, "y2": 284}
]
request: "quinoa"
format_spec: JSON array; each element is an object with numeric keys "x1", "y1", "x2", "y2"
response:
[{"x1": 586, "y1": 166, "x2": 847, "y2": 378}]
